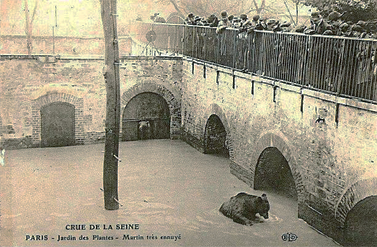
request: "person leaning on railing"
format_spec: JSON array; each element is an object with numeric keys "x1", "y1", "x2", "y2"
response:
[
  {"x1": 216, "y1": 11, "x2": 231, "y2": 34},
  {"x1": 183, "y1": 9, "x2": 377, "y2": 39},
  {"x1": 294, "y1": 11, "x2": 377, "y2": 39},
  {"x1": 207, "y1": 14, "x2": 219, "y2": 27}
]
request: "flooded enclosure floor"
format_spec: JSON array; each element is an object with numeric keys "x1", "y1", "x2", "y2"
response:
[{"x1": 0, "y1": 140, "x2": 340, "y2": 246}]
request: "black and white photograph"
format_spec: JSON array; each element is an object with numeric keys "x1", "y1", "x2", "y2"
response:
[{"x1": 0, "y1": 0, "x2": 376, "y2": 246}]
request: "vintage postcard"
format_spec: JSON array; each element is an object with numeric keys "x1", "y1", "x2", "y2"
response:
[{"x1": 1, "y1": 0, "x2": 376, "y2": 246}]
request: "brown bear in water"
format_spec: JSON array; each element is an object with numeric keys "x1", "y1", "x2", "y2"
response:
[{"x1": 219, "y1": 192, "x2": 270, "y2": 225}]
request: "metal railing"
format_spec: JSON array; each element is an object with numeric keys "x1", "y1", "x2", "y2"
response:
[{"x1": 138, "y1": 23, "x2": 377, "y2": 102}]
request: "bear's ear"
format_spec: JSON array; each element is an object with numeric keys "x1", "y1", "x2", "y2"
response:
[
  {"x1": 257, "y1": 197, "x2": 263, "y2": 203},
  {"x1": 261, "y1": 194, "x2": 268, "y2": 201}
]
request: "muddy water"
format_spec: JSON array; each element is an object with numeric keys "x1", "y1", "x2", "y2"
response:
[{"x1": 0, "y1": 140, "x2": 340, "y2": 246}]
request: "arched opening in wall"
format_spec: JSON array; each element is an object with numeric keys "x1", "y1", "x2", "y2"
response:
[
  {"x1": 254, "y1": 147, "x2": 297, "y2": 200},
  {"x1": 344, "y1": 195, "x2": 377, "y2": 246},
  {"x1": 41, "y1": 102, "x2": 75, "y2": 147},
  {"x1": 204, "y1": 114, "x2": 229, "y2": 158},
  {"x1": 122, "y1": 92, "x2": 170, "y2": 141}
]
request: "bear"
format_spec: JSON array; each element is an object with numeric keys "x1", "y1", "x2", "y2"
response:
[
  {"x1": 219, "y1": 192, "x2": 270, "y2": 226},
  {"x1": 138, "y1": 121, "x2": 150, "y2": 140}
]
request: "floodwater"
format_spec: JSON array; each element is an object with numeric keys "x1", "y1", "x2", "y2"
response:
[{"x1": 0, "y1": 139, "x2": 340, "y2": 246}]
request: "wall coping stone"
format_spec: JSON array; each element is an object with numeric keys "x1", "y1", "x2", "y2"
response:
[
  {"x1": 119, "y1": 55, "x2": 182, "y2": 61},
  {"x1": 183, "y1": 57, "x2": 377, "y2": 113}
]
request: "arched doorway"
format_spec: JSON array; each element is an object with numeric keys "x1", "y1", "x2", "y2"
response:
[
  {"x1": 254, "y1": 147, "x2": 297, "y2": 199},
  {"x1": 122, "y1": 92, "x2": 170, "y2": 141},
  {"x1": 41, "y1": 102, "x2": 75, "y2": 147},
  {"x1": 344, "y1": 196, "x2": 377, "y2": 246},
  {"x1": 204, "y1": 114, "x2": 229, "y2": 157}
]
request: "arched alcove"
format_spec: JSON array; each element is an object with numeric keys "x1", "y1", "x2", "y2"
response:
[
  {"x1": 202, "y1": 103, "x2": 234, "y2": 159},
  {"x1": 122, "y1": 92, "x2": 170, "y2": 141},
  {"x1": 32, "y1": 92, "x2": 84, "y2": 146},
  {"x1": 252, "y1": 132, "x2": 304, "y2": 204},
  {"x1": 254, "y1": 147, "x2": 297, "y2": 200},
  {"x1": 41, "y1": 102, "x2": 75, "y2": 147},
  {"x1": 344, "y1": 196, "x2": 377, "y2": 246},
  {"x1": 121, "y1": 82, "x2": 181, "y2": 139},
  {"x1": 204, "y1": 114, "x2": 229, "y2": 157}
]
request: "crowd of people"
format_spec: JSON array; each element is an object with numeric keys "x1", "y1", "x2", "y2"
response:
[{"x1": 183, "y1": 11, "x2": 377, "y2": 39}]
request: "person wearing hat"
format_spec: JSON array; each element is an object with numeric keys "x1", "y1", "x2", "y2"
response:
[
  {"x1": 339, "y1": 22, "x2": 351, "y2": 36},
  {"x1": 252, "y1": 15, "x2": 266, "y2": 30},
  {"x1": 208, "y1": 14, "x2": 219, "y2": 27},
  {"x1": 309, "y1": 11, "x2": 329, "y2": 34},
  {"x1": 185, "y1": 13, "x2": 195, "y2": 25},
  {"x1": 220, "y1": 11, "x2": 228, "y2": 20},
  {"x1": 216, "y1": 11, "x2": 231, "y2": 34},
  {"x1": 217, "y1": 11, "x2": 230, "y2": 59},
  {"x1": 280, "y1": 21, "x2": 292, "y2": 32},
  {"x1": 207, "y1": 14, "x2": 219, "y2": 27},
  {"x1": 295, "y1": 24, "x2": 307, "y2": 33},
  {"x1": 239, "y1": 14, "x2": 253, "y2": 32},
  {"x1": 232, "y1": 17, "x2": 242, "y2": 28},
  {"x1": 193, "y1": 16, "x2": 201, "y2": 25},
  {"x1": 266, "y1": 19, "x2": 277, "y2": 31},
  {"x1": 228, "y1": 15, "x2": 234, "y2": 26}
]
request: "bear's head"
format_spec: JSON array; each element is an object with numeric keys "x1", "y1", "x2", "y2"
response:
[{"x1": 257, "y1": 193, "x2": 270, "y2": 219}]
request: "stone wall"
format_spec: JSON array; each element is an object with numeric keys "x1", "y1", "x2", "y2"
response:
[
  {"x1": 1, "y1": 53, "x2": 376, "y2": 244},
  {"x1": 180, "y1": 58, "x2": 377, "y2": 244},
  {"x1": 0, "y1": 55, "x2": 183, "y2": 148},
  {"x1": 0, "y1": 35, "x2": 133, "y2": 56},
  {"x1": 119, "y1": 56, "x2": 183, "y2": 139}
]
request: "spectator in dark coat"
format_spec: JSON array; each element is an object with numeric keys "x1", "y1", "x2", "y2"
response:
[{"x1": 216, "y1": 11, "x2": 231, "y2": 34}]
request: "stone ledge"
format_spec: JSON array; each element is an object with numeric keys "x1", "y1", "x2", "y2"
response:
[
  {"x1": 120, "y1": 55, "x2": 182, "y2": 61},
  {"x1": 229, "y1": 161, "x2": 253, "y2": 187},
  {"x1": 303, "y1": 89, "x2": 377, "y2": 113},
  {"x1": 299, "y1": 203, "x2": 343, "y2": 245}
]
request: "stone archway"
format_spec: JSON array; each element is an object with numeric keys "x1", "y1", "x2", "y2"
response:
[
  {"x1": 251, "y1": 131, "x2": 305, "y2": 204},
  {"x1": 32, "y1": 92, "x2": 84, "y2": 146},
  {"x1": 202, "y1": 103, "x2": 234, "y2": 159},
  {"x1": 121, "y1": 83, "x2": 181, "y2": 139},
  {"x1": 122, "y1": 92, "x2": 170, "y2": 141},
  {"x1": 254, "y1": 147, "x2": 297, "y2": 199},
  {"x1": 343, "y1": 195, "x2": 377, "y2": 246},
  {"x1": 335, "y1": 178, "x2": 377, "y2": 226},
  {"x1": 204, "y1": 114, "x2": 228, "y2": 157}
]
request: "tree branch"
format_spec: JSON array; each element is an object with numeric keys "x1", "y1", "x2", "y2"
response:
[
  {"x1": 283, "y1": 0, "x2": 296, "y2": 25},
  {"x1": 169, "y1": 0, "x2": 185, "y2": 18},
  {"x1": 252, "y1": 0, "x2": 260, "y2": 11}
]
